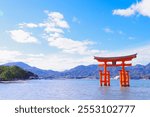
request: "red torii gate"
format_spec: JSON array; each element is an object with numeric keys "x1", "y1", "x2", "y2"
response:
[{"x1": 94, "y1": 54, "x2": 137, "y2": 87}]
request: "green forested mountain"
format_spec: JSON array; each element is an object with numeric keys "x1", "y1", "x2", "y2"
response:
[{"x1": 0, "y1": 66, "x2": 38, "y2": 81}]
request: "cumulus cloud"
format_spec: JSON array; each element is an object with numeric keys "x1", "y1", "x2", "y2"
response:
[
  {"x1": 37, "y1": 11, "x2": 69, "y2": 34},
  {"x1": 9, "y1": 30, "x2": 38, "y2": 43},
  {"x1": 47, "y1": 12, "x2": 70, "y2": 28},
  {"x1": 47, "y1": 36, "x2": 99, "y2": 55},
  {"x1": 19, "y1": 12, "x2": 69, "y2": 29},
  {"x1": 113, "y1": 0, "x2": 150, "y2": 17}
]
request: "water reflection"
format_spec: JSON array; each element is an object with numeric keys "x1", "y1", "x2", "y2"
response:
[
  {"x1": 119, "y1": 87, "x2": 131, "y2": 100},
  {"x1": 98, "y1": 86, "x2": 110, "y2": 95},
  {"x1": 0, "y1": 79, "x2": 150, "y2": 100}
]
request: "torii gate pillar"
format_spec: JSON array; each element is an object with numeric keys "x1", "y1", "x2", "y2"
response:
[{"x1": 99, "y1": 62, "x2": 110, "y2": 86}]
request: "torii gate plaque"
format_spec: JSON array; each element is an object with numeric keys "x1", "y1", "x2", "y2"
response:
[{"x1": 94, "y1": 54, "x2": 137, "y2": 87}]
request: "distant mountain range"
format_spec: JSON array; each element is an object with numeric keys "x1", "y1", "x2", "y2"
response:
[{"x1": 3, "y1": 62, "x2": 150, "y2": 80}]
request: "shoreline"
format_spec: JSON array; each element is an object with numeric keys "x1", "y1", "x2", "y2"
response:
[{"x1": 0, "y1": 80, "x2": 27, "y2": 84}]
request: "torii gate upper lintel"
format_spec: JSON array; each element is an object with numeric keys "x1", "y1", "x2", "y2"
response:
[{"x1": 94, "y1": 53, "x2": 137, "y2": 87}]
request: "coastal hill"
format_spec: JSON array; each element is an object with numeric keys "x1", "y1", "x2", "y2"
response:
[
  {"x1": 0, "y1": 66, "x2": 38, "y2": 81},
  {"x1": 3, "y1": 62, "x2": 59, "y2": 78},
  {"x1": 3, "y1": 62, "x2": 150, "y2": 80}
]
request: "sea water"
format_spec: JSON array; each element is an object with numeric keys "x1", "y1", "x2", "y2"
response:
[{"x1": 0, "y1": 79, "x2": 150, "y2": 100}]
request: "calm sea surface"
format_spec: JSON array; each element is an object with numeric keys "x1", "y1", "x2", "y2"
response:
[{"x1": 0, "y1": 79, "x2": 150, "y2": 100}]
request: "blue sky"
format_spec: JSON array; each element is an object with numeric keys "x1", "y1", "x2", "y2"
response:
[{"x1": 0, "y1": 0, "x2": 150, "y2": 71}]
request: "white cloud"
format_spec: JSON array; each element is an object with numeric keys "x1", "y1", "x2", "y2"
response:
[
  {"x1": 21, "y1": 53, "x2": 97, "y2": 71},
  {"x1": 113, "y1": 4, "x2": 136, "y2": 17},
  {"x1": 47, "y1": 36, "x2": 99, "y2": 55},
  {"x1": 104, "y1": 28, "x2": 114, "y2": 33},
  {"x1": 46, "y1": 11, "x2": 70, "y2": 29},
  {"x1": 131, "y1": 45, "x2": 150, "y2": 65},
  {"x1": 104, "y1": 28, "x2": 125, "y2": 35},
  {"x1": 42, "y1": 24, "x2": 64, "y2": 34},
  {"x1": 113, "y1": 0, "x2": 150, "y2": 17},
  {"x1": 9, "y1": 29, "x2": 38, "y2": 43},
  {"x1": 38, "y1": 12, "x2": 69, "y2": 34},
  {"x1": 122, "y1": 45, "x2": 150, "y2": 66},
  {"x1": 19, "y1": 23, "x2": 38, "y2": 28},
  {"x1": 27, "y1": 53, "x2": 45, "y2": 57},
  {"x1": 19, "y1": 12, "x2": 69, "y2": 29},
  {"x1": 0, "y1": 50, "x2": 22, "y2": 64}
]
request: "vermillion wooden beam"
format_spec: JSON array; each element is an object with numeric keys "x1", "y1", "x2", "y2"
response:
[{"x1": 98, "y1": 63, "x2": 132, "y2": 67}]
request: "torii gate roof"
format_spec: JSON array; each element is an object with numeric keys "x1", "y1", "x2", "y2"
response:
[{"x1": 94, "y1": 53, "x2": 137, "y2": 62}]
